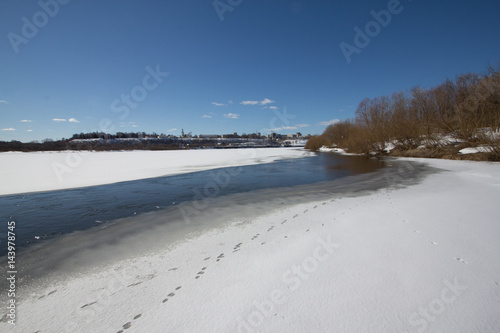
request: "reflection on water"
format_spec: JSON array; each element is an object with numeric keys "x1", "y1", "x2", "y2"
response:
[
  {"x1": 324, "y1": 154, "x2": 386, "y2": 174},
  {"x1": 0, "y1": 152, "x2": 384, "y2": 256}
]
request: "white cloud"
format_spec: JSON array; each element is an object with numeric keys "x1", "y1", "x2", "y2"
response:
[
  {"x1": 241, "y1": 98, "x2": 276, "y2": 106},
  {"x1": 52, "y1": 118, "x2": 80, "y2": 123},
  {"x1": 266, "y1": 123, "x2": 310, "y2": 133},
  {"x1": 317, "y1": 119, "x2": 341, "y2": 126},
  {"x1": 0, "y1": 100, "x2": 7, "y2": 104},
  {"x1": 167, "y1": 128, "x2": 177, "y2": 132},
  {"x1": 269, "y1": 106, "x2": 278, "y2": 110},
  {"x1": 202, "y1": 115, "x2": 212, "y2": 118},
  {"x1": 227, "y1": 100, "x2": 233, "y2": 104},
  {"x1": 26, "y1": 129, "x2": 33, "y2": 132},
  {"x1": 224, "y1": 113, "x2": 239, "y2": 119},
  {"x1": 1, "y1": 128, "x2": 16, "y2": 131},
  {"x1": 119, "y1": 122, "x2": 136, "y2": 128},
  {"x1": 260, "y1": 98, "x2": 275, "y2": 105},
  {"x1": 211, "y1": 102, "x2": 226, "y2": 106},
  {"x1": 20, "y1": 119, "x2": 32, "y2": 123},
  {"x1": 240, "y1": 100, "x2": 259, "y2": 105},
  {"x1": 266, "y1": 126, "x2": 297, "y2": 132}
]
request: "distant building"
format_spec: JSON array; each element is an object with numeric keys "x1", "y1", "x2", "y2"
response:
[
  {"x1": 222, "y1": 133, "x2": 239, "y2": 138},
  {"x1": 283, "y1": 139, "x2": 307, "y2": 147}
]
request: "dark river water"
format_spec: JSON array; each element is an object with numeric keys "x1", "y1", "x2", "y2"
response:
[{"x1": 0, "y1": 152, "x2": 385, "y2": 257}]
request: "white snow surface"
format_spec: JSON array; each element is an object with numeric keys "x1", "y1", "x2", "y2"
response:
[
  {"x1": 458, "y1": 146, "x2": 493, "y2": 154},
  {"x1": 319, "y1": 146, "x2": 353, "y2": 155},
  {"x1": 3, "y1": 157, "x2": 500, "y2": 332},
  {"x1": 0, "y1": 148, "x2": 314, "y2": 196}
]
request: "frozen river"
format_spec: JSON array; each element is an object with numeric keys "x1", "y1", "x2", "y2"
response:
[{"x1": 0, "y1": 152, "x2": 384, "y2": 257}]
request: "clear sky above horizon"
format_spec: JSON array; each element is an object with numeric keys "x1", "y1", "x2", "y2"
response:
[{"x1": 1, "y1": 0, "x2": 499, "y2": 142}]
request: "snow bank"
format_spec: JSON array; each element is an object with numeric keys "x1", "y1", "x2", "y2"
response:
[
  {"x1": 458, "y1": 146, "x2": 493, "y2": 154},
  {"x1": 0, "y1": 148, "x2": 314, "y2": 196},
  {"x1": 4, "y1": 158, "x2": 499, "y2": 332},
  {"x1": 319, "y1": 146, "x2": 353, "y2": 155}
]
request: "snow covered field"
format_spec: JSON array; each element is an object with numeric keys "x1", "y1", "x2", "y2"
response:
[
  {"x1": 1, "y1": 155, "x2": 499, "y2": 332},
  {"x1": 0, "y1": 148, "x2": 314, "y2": 196}
]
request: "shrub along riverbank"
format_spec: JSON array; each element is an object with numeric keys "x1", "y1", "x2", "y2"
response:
[{"x1": 306, "y1": 66, "x2": 500, "y2": 161}]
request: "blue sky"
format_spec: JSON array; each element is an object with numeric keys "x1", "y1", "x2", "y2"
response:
[{"x1": 1, "y1": 0, "x2": 499, "y2": 142}]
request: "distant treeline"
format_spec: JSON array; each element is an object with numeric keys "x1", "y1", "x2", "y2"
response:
[
  {"x1": 70, "y1": 131, "x2": 164, "y2": 140},
  {"x1": 68, "y1": 132, "x2": 267, "y2": 140},
  {"x1": 306, "y1": 66, "x2": 500, "y2": 160},
  {"x1": 0, "y1": 137, "x2": 182, "y2": 152},
  {"x1": 0, "y1": 132, "x2": 280, "y2": 152}
]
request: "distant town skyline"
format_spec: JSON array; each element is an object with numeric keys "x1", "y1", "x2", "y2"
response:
[{"x1": 1, "y1": 0, "x2": 499, "y2": 142}]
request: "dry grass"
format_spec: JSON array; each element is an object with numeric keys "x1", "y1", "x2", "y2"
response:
[{"x1": 389, "y1": 144, "x2": 500, "y2": 161}]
